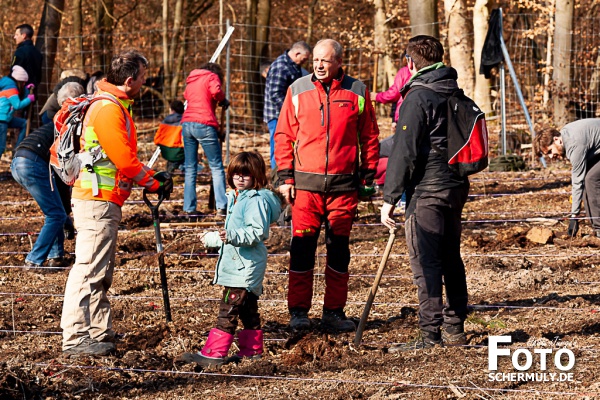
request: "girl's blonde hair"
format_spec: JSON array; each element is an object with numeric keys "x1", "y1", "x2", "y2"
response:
[{"x1": 226, "y1": 151, "x2": 268, "y2": 189}]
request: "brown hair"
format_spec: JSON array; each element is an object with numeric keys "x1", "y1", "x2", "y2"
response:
[
  {"x1": 533, "y1": 127, "x2": 561, "y2": 157},
  {"x1": 405, "y1": 35, "x2": 444, "y2": 71},
  {"x1": 107, "y1": 49, "x2": 148, "y2": 85},
  {"x1": 226, "y1": 151, "x2": 268, "y2": 189}
]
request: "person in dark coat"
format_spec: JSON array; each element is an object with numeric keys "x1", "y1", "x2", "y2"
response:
[
  {"x1": 381, "y1": 35, "x2": 470, "y2": 351},
  {"x1": 10, "y1": 82, "x2": 85, "y2": 272},
  {"x1": 12, "y1": 24, "x2": 43, "y2": 87}
]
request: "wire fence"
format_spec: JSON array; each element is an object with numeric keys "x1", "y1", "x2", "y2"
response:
[{"x1": 1, "y1": 13, "x2": 599, "y2": 161}]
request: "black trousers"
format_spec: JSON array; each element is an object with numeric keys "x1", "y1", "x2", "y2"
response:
[
  {"x1": 216, "y1": 287, "x2": 261, "y2": 335},
  {"x1": 584, "y1": 155, "x2": 600, "y2": 232},
  {"x1": 405, "y1": 184, "x2": 469, "y2": 335}
]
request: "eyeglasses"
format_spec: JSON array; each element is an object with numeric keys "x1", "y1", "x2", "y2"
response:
[{"x1": 232, "y1": 173, "x2": 252, "y2": 181}]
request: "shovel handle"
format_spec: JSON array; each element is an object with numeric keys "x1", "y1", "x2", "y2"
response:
[
  {"x1": 143, "y1": 189, "x2": 165, "y2": 214},
  {"x1": 354, "y1": 228, "x2": 396, "y2": 347}
]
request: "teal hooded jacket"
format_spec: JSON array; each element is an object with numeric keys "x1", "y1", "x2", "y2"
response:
[{"x1": 204, "y1": 188, "x2": 282, "y2": 296}]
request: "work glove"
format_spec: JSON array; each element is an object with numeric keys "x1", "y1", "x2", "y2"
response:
[
  {"x1": 64, "y1": 219, "x2": 75, "y2": 240},
  {"x1": 358, "y1": 185, "x2": 376, "y2": 201},
  {"x1": 568, "y1": 218, "x2": 579, "y2": 237},
  {"x1": 25, "y1": 83, "x2": 35, "y2": 92},
  {"x1": 154, "y1": 171, "x2": 174, "y2": 199},
  {"x1": 27, "y1": 94, "x2": 35, "y2": 102},
  {"x1": 218, "y1": 99, "x2": 230, "y2": 110}
]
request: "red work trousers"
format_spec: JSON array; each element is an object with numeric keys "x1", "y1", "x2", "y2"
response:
[{"x1": 287, "y1": 189, "x2": 358, "y2": 312}]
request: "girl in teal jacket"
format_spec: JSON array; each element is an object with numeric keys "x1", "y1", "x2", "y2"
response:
[{"x1": 182, "y1": 151, "x2": 282, "y2": 367}]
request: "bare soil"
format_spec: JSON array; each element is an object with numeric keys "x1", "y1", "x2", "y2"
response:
[{"x1": 1, "y1": 132, "x2": 599, "y2": 399}]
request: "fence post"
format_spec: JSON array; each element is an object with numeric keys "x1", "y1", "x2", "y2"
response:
[{"x1": 225, "y1": 19, "x2": 232, "y2": 165}]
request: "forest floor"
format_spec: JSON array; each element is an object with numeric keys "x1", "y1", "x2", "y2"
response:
[{"x1": 0, "y1": 127, "x2": 599, "y2": 399}]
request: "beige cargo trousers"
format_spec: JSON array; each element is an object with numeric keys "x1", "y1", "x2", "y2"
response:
[{"x1": 60, "y1": 198, "x2": 122, "y2": 350}]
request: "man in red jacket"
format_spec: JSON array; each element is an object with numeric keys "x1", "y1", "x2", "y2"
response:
[{"x1": 275, "y1": 39, "x2": 379, "y2": 332}]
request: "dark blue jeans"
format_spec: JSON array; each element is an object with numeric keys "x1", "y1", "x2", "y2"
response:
[
  {"x1": 182, "y1": 122, "x2": 227, "y2": 211},
  {"x1": 11, "y1": 152, "x2": 67, "y2": 265},
  {"x1": 0, "y1": 118, "x2": 27, "y2": 156}
]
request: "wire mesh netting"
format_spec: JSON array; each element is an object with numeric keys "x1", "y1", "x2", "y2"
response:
[{"x1": 1, "y1": 13, "x2": 599, "y2": 163}]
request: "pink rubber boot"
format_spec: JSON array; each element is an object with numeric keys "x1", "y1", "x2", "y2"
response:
[
  {"x1": 228, "y1": 329, "x2": 263, "y2": 363},
  {"x1": 182, "y1": 328, "x2": 234, "y2": 366}
]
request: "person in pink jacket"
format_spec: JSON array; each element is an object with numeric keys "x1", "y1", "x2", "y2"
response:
[
  {"x1": 181, "y1": 63, "x2": 230, "y2": 216},
  {"x1": 371, "y1": 62, "x2": 412, "y2": 128}
]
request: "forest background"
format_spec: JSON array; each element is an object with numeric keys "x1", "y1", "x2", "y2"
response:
[{"x1": 0, "y1": 0, "x2": 599, "y2": 158}]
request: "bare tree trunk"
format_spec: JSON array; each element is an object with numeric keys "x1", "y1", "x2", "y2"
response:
[
  {"x1": 407, "y1": 0, "x2": 438, "y2": 38},
  {"x1": 373, "y1": 0, "x2": 394, "y2": 117},
  {"x1": 94, "y1": 0, "x2": 115, "y2": 69},
  {"x1": 473, "y1": 0, "x2": 493, "y2": 113},
  {"x1": 36, "y1": 0, "x2": 65, "y2": 108},
  {"x1": 307, "y1": 0, "x2": 318, "y2": 45},
  {"x1": 162, "y1": 0, "x2": 170, "y2": 99},
  {"x1": 553, "y1": 0, "x2": 573, "y2": 126},
  {"x1": 72, "y1": 0, "x2": 84, "y2": 69},
  {"x1": 444, "y1": 0, "x2": 474, "y2": 98},
  {"x1": 543, "y1": 0, "x2": 555, "y2": 107},
  {"x1": 245, "y1": 0, "x2": 270, "y2": 123}
]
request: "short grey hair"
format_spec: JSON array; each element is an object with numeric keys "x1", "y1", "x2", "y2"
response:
[
  {"x1": 57, "y1": 82, "x2": 85, "y2": 105},
  {"x1": 315, "y1": 39, "x2": 343, "y2": 60},
  {"x1": 290, "y1": 41, "x2": 311, "y2": 54}
]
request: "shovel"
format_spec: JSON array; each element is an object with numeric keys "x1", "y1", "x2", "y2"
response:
[
  {"x1": 143, "y1": 188, "x2": 172, "y2": 322},
  {"x1": 353, "y1": 227, "x2": 396, "y2": 346}
]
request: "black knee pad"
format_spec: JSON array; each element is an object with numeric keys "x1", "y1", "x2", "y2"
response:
[
  {"x1": 326, "y1": 234, "x2": 350, "y2": 273},
  {"x1": 290, "y1": 235, "x2": 319, "y2": 272}
]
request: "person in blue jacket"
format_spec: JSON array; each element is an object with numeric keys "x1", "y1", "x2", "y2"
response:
[
  {"x1": 182, "y1": 151, "x2": 282, "y2": 367},
  {"x1": 0, "y1": 65, "x2": 35, "y2": 158}
]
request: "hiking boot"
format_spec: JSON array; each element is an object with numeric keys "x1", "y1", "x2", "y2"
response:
[
  {"x1": 63, "y1": 337, "x2": 116, "y2": 356},
  {"x1": 388, "y1": 330, "x2": 442, "y2": 353},
  {"x1": 321, "y1": 309, "x2": 356, "y2": 333},
  {"x1": 24, "y1": 260, "x2": 42, "y2": 272},
  {"x1": 442, "y1": 325, "x2": 467, "y2": 346},
  {"x1": 217, "y1": 208, "x2": 227, "y2": 218},
  {"x1": 46, "y1": 257, "x2": 67, "y2": 270},
  {"x1": 289, "y1": 309, "x2": 311, "y2": 331}
]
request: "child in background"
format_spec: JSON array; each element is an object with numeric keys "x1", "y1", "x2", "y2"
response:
[
  {"x1": 0, "y1": 66, "x2": 35, "y2": 158},
  {"x1": 182, "y1": 151, "x2": 282, "y2": 367},
  {"x1": 153, "y1": 100, "x2": 185, "y2": 174}
]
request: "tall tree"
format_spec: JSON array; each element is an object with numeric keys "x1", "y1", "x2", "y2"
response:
[
  {"x1": 552, "y1": 0, "x2": 573, "y2": 126},
  {"x1": 72, "y1": 0, "x2": 84, "y2": 69},
  {"x1": 373, "y1": 0, "x2": 395, "y2": 118},
  {"x1": 444, "y1": 0, "x2": 474, "y2": 98},
  {"x1": 36, "y1": 0, "x2": 65, "y2": 104},
  {"x1": 472, "y1": 0, "x2": 493, "y2": 113},
  {"x1": 161, "y1": 0, "x2": 213, "y2": 103},
  {"x1": 94, "y1": 0, "x2": 114, "y2": 69},
  {"x1": 407, "y1": 0, "x2": 438, "y2": 38},
  {"x1": 245, "y1": 0, "x2": 271, "y2": 123}
]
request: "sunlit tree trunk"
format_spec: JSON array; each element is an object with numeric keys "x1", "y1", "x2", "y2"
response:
[
  {"x1": 444, "y1": 0, "x2": 474, "y2": 98},
  {"x1": 553, "y1": 0, "x2": 573, "y2": 126},
  {"x1": 407, "y1": 0, "x2": 438, "y2": 38},
  {"x1": 473, "y1": 0, "x2": 493, "y2": 113}
]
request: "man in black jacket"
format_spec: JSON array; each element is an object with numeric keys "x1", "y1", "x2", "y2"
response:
[
  {"x1": 380, "y1": 35, "x2": 470, "y2": 351},
  {"x1": 12, "y1": 24, "x2": 43, "y2": 88}
]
